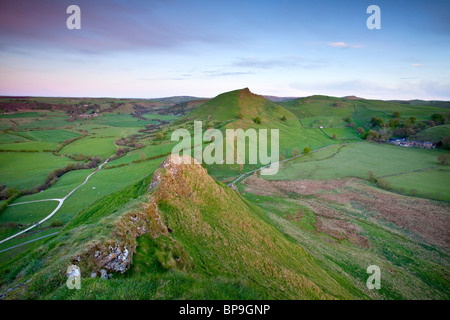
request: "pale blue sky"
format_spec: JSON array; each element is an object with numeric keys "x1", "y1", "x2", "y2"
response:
[{"x1": 0, "y1": 0, "x2": 449, "y2": 99}]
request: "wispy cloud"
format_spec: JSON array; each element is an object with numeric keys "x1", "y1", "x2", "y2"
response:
[
  {"x1": 232, "y1": 56, "x2": 327, "y2": 70},
  {"x1": 328, "y1": 42, "x2": 364, "y2": 49},
  {"x1": 411, "y1": 63, "x2": 422, "y2": 68},
  {"x1": 204, "y1": 71, "x2": 253, "y2": 77},
  {"x1": 0, "y1": 0, "x2": 241, "y2": 55}
]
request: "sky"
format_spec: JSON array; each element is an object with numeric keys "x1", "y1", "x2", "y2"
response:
[{"x1": 0, "y1": 0, "x2": 449, "y2": 100}]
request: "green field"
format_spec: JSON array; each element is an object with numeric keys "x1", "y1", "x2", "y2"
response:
[
  {"x1": 264, "y1": 142, "x2": 450, "y2": 201},
  {"x1": 0, "y1": 201, "x2": 59, "y2": 225},
  {"x1": 26, "y1": 129, "x2": 81, "y2": 143},
  {"x1": 59, "y1": 137, "x2": 117, "y2": 158},
  {"x1": 0, "y1": 152, "x2": 78, "y2": 189},
  {"x1": 0, "y1": 132, "x2": 30, "y2": 144},
  {"x1": 107, "y1": 142, "x2": 177, "y2": 166}
]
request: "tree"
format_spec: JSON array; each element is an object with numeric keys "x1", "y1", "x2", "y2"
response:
[
  {"x1": 438, "y1": 154, "x2": 449, "y2": 166},
  {"x1": 368, "y1": 170, "x2": 377, "y2": 183},
  {"x1": 367, "y1": 130, "x2": 379, "y2": 140},
  {"x1": 332, "y1": 133, "x2": 337, "y2": 140},
  {"x1": 370, "y1": 116, "x2": 384, "y2": 127},
  {"x1": 155, "y1": 132, "x2": 165, "y2": 140},
  {"x1": 409, "y1": 116, "x2": 417, "y2": 124},
  {"x1": 281, "y1": 115, "x2": 287, "y2": 121},
  {"x1": 392, "y1": 111, "x2": 401, "y2": 118},
  {"x1": 303, "y1": 146, "x2": 311, "y2": 155},
  {"x1": 431, "y1": 113, "x2": 444, "y2": 124},
  {"x1": 292, "y1": 147, "x2": 301, "y2": 157},
  {"x1": 237, "y1": 112, "x2": 244, "y2": 120},
  {"x1": 254, "y1": 117, "x2": 262, "y2": 124},
  {"x1": 442, "y1": 135, "x2": 450, "y2": 150},
  {"x1": 356, "y1": 127, "x2": 365, "y2": 135},
  {"x1": 389, "y1": 118, "x2": 401, "y2": 128}
]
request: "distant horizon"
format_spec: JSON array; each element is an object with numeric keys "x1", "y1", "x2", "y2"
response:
[{"x1": 1, "y1": 91, "x2": 450, "y2": 103}]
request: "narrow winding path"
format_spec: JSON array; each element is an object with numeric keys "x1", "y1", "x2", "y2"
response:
[
  {"x1": 227, "y1": 143, "x2": 349, "y2": 186},
  {"x1": 0, "y1": 157, "x2": 111, "y2": 245}
]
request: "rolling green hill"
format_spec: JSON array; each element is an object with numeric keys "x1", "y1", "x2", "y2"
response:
[
  {"x1": 413, "y1": 125, "x2": 450, "y2": 143},
  {"x1": 186, "y1": 88, "x2": 345, "y2": 180},
  {"x1": 280, "y1": 95, "x2": 448, "y2": 129}
]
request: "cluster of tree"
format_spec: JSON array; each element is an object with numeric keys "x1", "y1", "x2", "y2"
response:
[
  {"x1": 362, "y1": 111, "x2": 449, "y2": 141},
  {"x1": 139, "y1": 123, "x2": 160, "y2": 134},
  {"x1": 0, "y1": 186, "x2": 21, "y2": 214},
  {"x1": 111, "y1": 137, "x2": 145, "y2": 160},
  {"x1": 370, "y1": 116, "x2": 385, "y2": 127},
  {"x1": 114, "y1": 137, "x2": 144, "y2": 149},
  {"x1": 0, "y1": 100, "x2": 56, "y2": 112},
  {"x1": 0, "y1": 149, "x2": 39, "y2": 153},
  {"x1": 131, "y1": 105, "x2": 150, "y2": 120},
  {"x1": 0, "y1": 185, "x2": 19, "y2": 201},
  {"x1": 291, "y1": 146, "x2": 311, "y2": 157},
  {"x1": 355, "y1": 127, "x2": 381, "y2": 141},
  {"x1": 112, "y1": 147, "x2": 131, "y2": 159}
]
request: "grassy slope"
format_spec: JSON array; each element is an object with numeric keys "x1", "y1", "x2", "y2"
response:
[
  {"x1": 280, "y1": 96, "x2": 448, "y2": 129},
  {"x1": 0, "y1": 156, "x2": 365, "y2": 300},
  {"x1": 238, "y1": 179, "x2": 449, "y2": 299},
  {"x1": 187, "y1": 89, "x2": 345, "y2": 180},
  {"x1": 413, "y1": 125, "x2": 450, "y2": 143}
]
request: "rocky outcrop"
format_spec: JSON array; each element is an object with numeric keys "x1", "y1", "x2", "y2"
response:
[{"x1": 71, "y1": 154, "x2": 197, "y2": 279}]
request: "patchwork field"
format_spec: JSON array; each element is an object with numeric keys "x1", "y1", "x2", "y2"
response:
[
  {"x1": 0, "y1": 91, "x2": 448, "y2": 300},
  {"x1": 264, "y1": 142, "x2": 450, "y2": 201},
  {"x1": 0, "y1": 152, "x2": 78, "y2": 189}
]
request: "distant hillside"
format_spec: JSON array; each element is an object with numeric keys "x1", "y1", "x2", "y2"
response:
[
  {"x1": 280, "y1": 95, "x2": 449, "y2": 129},
  {"x1": 160, "y1": 98, "x2": 209, "y2": 116},
  {"x1": 0, "y1": 96, "x2": 205, "y2": 115},
  {"x1": 263, "y1": 95, "x2": 299, "y2": 102},
  {"x1": 186, "y1": 88, "x2": 331, "y2": 173},
  {"x1": 413, "y1": 125, "x2": 450, "y2": 143},
  {"x1": 390, "y1": 100, "x2": 450, "y2": 109}
]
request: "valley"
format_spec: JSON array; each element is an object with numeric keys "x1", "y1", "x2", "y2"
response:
[{"x1": 0, "y1": 89, "x2": 449, "y2": 300}]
